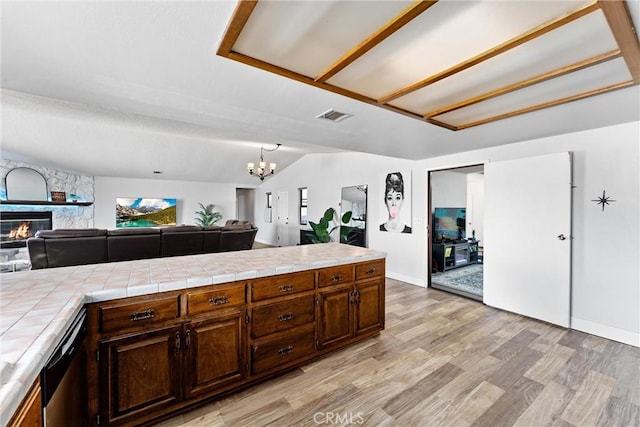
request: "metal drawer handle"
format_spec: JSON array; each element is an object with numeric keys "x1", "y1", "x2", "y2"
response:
[
  {"x1": 277, "y1": 345, "x2": 294, "y2": 356},
  {"x1": 130, "y1": 309, "x2": 155, "y2": 322},
  {"x1": 365, "y1": 268, "x2": 376, "y2": 275},
  {"x1": 209, "y1": 295, "x2": 229, "y2": 305},
  {"x1": 279, "y1": 284, "x2": 294, "y2": 292},
  {"x1": 278, "y1": 312, "x2": 295, "y2": 322},
  {"x1": 331, "y1": 275, "x2": 343, "y2": 282}
]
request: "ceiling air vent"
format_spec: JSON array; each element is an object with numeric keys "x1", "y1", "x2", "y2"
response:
[{"x1": 316, "y1": 109, "x2": 353, "y2": 123}]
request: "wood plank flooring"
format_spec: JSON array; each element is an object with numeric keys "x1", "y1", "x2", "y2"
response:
[{"x1": 157, "y1": 278, "x2": 639, "y2": 427}]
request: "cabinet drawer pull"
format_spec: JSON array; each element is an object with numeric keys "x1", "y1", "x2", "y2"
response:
[
  {"x1": 175, "y1": 331, "x2": 181, "y2": 353},
  {"x1": 366, "y1": 268, "x2": 376, "y2": 275},
  {"x1": 130, "y1": 309, "x2": 155, "y2": 322},
  {"x1": 277, "y1": 345, "x2": 294, "y2": 356},
  {"x1": 185, "y1": 330, "x2": 191, "y2": 351},
  {"x1": 279, "y1": 284, "x2": 294, "y2": 292},
  {"x1": 209, "y1": 295, "x2": 229, "y2": 305},
  {"x1": 331, "y1": 275, "x2": 343, "y2": 282},
  {"x1": 278, "y1": 312, "x2": 295, "y2": 322}
]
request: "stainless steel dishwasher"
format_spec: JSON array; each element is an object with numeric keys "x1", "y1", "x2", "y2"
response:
[{"x1": 41, "y1": 307, "x2": 88, "y2": 426}]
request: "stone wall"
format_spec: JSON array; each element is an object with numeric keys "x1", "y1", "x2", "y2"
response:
[{"x1": 1, "y1": 159, "x2": 95, "y2": 228}]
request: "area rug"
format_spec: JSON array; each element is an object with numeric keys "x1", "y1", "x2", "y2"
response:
[{"x1": 431, "y1": 264, "x2": 483, "y2": 298}]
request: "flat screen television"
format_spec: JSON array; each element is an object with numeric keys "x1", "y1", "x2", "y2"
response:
[{"x1": 433, "y1": 207, "x2": 466, "y2": 242}]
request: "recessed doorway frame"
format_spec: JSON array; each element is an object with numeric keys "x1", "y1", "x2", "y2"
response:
[{"x1": 427, "y1": 163, "x2": 485, "y2": 299}]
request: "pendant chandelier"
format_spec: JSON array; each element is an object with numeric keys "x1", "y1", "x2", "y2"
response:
[{"x1": 247, "y1": 144, "x2": 281, "y2": 181}]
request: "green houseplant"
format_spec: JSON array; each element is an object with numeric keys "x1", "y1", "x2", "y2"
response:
[
  {"x1": 309, "y1": 208, "x2": 356, "y2": 244},
  {"x1": 194, "y1": 203, "x2": 222, "y2": 227}
]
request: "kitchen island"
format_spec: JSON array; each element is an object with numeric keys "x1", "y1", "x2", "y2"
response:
[{"x1": 0, "y1": 243, "x2": 385, "y2": 426}]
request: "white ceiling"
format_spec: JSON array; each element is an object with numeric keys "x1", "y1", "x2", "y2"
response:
[{"x1": 1, "y1": 1, "x2": 639, "y2": 185}]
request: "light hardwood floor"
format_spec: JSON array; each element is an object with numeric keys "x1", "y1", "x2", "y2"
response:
[{"x1": 158, "y1": 278, "x2": 639, "y2": 427}]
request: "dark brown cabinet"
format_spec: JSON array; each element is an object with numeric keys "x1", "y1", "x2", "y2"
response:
[
  {"x1": 183, "y1": 309, "x2": 246, "y2": 399},
  {"x1": 87, "y1": 259, "x2": 384, "y2": 426},
  {"x1": 99, "y1": 325, "x2": 182, "y2": 425},
  {"x1": 7, "y1": 378, "x2": 41, "y2": 427},
  {"x1": 318, "y1": 283, "x2": 353, "y2": 348},
  {"x1": 318, "y1": 278, "x2": 384, "y2": 349}
]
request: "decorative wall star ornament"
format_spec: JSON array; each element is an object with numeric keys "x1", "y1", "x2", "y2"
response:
[{"x1": 591, "y1": 190, "x2": 616, "y2": 211}]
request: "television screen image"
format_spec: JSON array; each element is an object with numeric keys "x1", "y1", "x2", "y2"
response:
[
  {"x1": 116, "y1": 198, "x2": 177, "y2": 228},
  {"x1": 433, "y1": 207, "x2": 466, "y2": 241}
]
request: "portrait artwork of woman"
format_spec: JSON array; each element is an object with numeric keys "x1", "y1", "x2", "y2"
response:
[{"x1": 380, "y1": 172, "x2": 412, "y2": 233}]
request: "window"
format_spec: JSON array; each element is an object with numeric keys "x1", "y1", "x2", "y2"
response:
[
  {"x1": 266, "y1": 192, "x2": 272, "y2": 208},
  {"x1": 299, "y1": 187, "x2": 308, "y2": 225}
]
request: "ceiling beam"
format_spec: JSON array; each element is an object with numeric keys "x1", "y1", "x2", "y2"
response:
[
  {"x1": 453, "y1": 80, "x2": 635, "y2": 130},
  {"x1": 424, "y1": 50, "x2": 622, "y2": 119},
  {"x1": 224, "y1": 51, "x2": 430, "y2": 123},
  {"x1": 216, "y1": 0, "x2": 258, "y2": 56},
  {"x1": 377, "y1": 0, "x2": 601, "y2": 104},
  {"x1": 314, "y1": 1, "x2": 438, "y2": 83},
  {"x1": 598, "y1": 0, "x2": 640, "y2": 84}
]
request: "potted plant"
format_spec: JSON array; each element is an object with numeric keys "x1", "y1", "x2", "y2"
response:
[
  {"x1": 194, "y1": 203, "x2": 222, "y2": 227},
  {"x1": 309, "y1": 208, "x2": 356, "y2": 244}
]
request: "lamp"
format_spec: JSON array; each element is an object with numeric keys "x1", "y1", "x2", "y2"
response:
[{"x1": 247, "y1": 144, "x2": 281, "y2": 181}]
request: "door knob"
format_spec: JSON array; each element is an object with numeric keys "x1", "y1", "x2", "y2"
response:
[{"x1": 557, "y1": 234, "x2": 567, "y2": 240}]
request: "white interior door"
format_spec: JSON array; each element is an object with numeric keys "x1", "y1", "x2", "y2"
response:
[
  {"x1": 484, "y1": 152, "x2": 572, "y2": 327},
  {"x1": 276, "y1": 191, "x2": 289, "y2": 246}
]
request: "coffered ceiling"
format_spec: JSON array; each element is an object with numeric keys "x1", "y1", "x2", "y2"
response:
[
  {"x1": 219, "y1": 0, "x2": 640, "y2": 131},
  {"x1": 1, "y1": 1, "x2": 639, "y2": 184}
]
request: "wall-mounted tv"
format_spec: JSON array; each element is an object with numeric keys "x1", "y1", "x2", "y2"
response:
[
  {"x1": 116, "y1": 198, "x2": 177, "y2": 228},
  {"x1": 433, "y1": 207, "x2": 466, "y2": 242}
]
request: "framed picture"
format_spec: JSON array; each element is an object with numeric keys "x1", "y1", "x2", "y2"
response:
[
  {"x1": 116, "y1": 197, "x2": 177, "y2": 228},
  {"x1": 380, "y1": 170, "x2": 412, "y2": 233},
  {"x1": 50, "y1": 191, "x2": 66, "y2": 202}
]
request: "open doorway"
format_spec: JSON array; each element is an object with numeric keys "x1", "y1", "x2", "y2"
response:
[
  {"x1": 428, "y1": 165, "x2": 484, "y2": 301},
  {"x1": 235, "y1": 188, "x2": 255, "y2": 223}
]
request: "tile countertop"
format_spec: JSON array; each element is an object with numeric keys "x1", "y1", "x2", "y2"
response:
[{"x1": 0, "y1": 243, "x2": 385, "y2": 425}]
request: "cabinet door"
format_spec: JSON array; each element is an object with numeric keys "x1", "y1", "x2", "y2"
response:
[
  {"x1": 355, "y1": 278, "x2": 385, "y2": 336},
  {"x1": 7, "y1": 378, "x2": 41, "y2": 427},
  {"x1": 183, "y1": 310, "x2": 246, "y2": 399},
  {"x1": 100, "y1": 325, "x2": 182, "y2": 425},
  {"x1": 317, "y1": 284, "x2": 353, "y2": 348}
]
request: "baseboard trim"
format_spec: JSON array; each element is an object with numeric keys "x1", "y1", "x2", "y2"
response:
[
  {"x1": 571, "y1": 317, "x2": 639, "y2": 347},
  {"x1": 386, "y1": 271, "x2": 425, "y2": 288}
]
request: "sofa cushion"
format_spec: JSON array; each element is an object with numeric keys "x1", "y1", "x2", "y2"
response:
[
  {"x1": 107, "y1": 228, "x2": 161, "y2": 236},
  {"x1": 35, "y1": 228, "x2": 107, "y2": 238},
  {"x1": 44, "y1": 236, "x2": 108, "y2": 268},
  {"x1": 219, "y1": 228, "x2": 257, "y2": 252},
  {"x1": 161, "y1": 225, "x2": 202, "y2": 233},
  {"x1": 222, "y1": 222, "x2": 254, "y2": 231},
  {"x1": 161, "y1": 226, "x2": 204, "y2": 256},
  {"x1": 203, "y1": 228, "x2": 222, "y2": 253},
  {"x1": 108, "y1": 229, "x2": 161, "y2": 262}
]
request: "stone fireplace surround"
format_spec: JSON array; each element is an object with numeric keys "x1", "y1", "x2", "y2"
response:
[{"x1": 1, "y1": 158, "x2": 94, "y2": 263}]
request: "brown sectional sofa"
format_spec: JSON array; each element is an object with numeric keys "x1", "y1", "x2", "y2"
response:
[{"x1": 27, "y1": 221, "x2": 258, "y2": 269}]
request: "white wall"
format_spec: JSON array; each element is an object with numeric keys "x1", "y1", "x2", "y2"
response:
[
  {"x1": 253, "y1": 152, "x2": 425, "y2": 286},
  {"x1": 255, "y1": 121, "x2": 639, "y2": 346},
  {"x1": 466, "y1": 173, "x2": 485, "y2": 243},
  {"x1": 423, "y1": 121, "x2": 639, "y2": 346},
  {"x1": 94, "y1": 177, "x2": 241, "y2": 229},
  {"x1": 431, "y1": 170, "x2": 467, "y2": 208}
]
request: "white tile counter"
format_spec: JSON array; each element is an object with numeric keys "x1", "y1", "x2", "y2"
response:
[{"x1": 0, "y1": 243, "x2": 385, "y2": 425}]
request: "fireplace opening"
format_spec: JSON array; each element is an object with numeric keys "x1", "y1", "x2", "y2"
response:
[{"x1": 0, "y1": 211, "x2": 53, "y2": 248}]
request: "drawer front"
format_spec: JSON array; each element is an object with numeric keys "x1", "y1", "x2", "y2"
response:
[
  {"x1": 251, "y1": 295, "x2": 315, "y2": 339},
  {"x1": 186, "y1": 283, "x2": 245, "y2": 315},
  {"x1": 318, "y1": 264, "x2": 354, "y2": 288},
  {"x1": 100, "y1": 296, "x2": 180, "y2": 333},
  {"x1": 251, "y1": 271, "x2": 315, "y2": 302},
  {"x1": 251, "y1": 325, "x2": 315, "y2": 374},
  {"x1": 355, "y1": 259, "x2": 385, "y2": 281}
]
